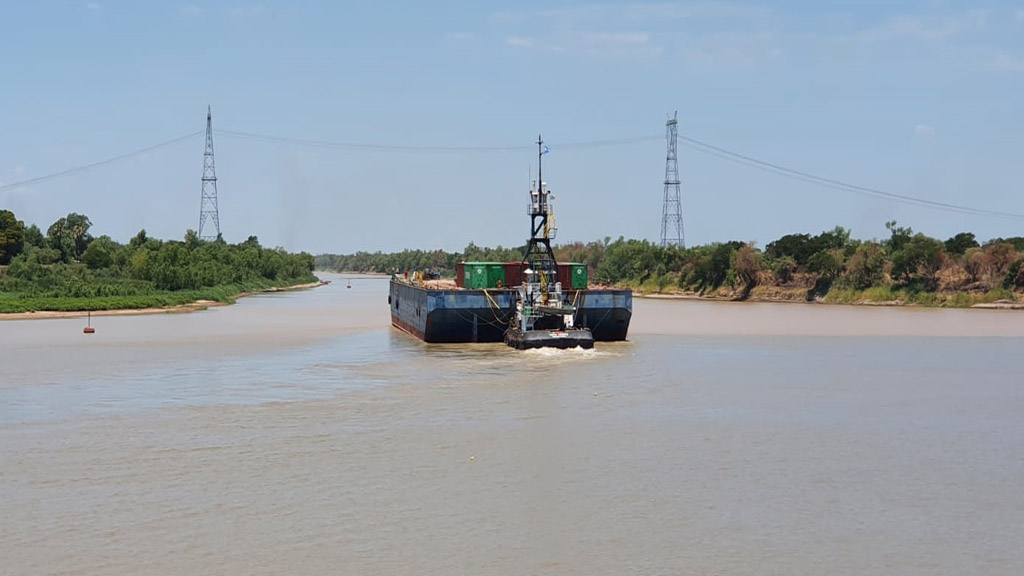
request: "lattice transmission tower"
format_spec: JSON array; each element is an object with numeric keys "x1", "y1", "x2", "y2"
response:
[
  {"x1": 660, "y1": 111, "x2": 685, "y2": 247},
  {"x1": 198, "y1": 105, "x2": 221, "y2": 241}
]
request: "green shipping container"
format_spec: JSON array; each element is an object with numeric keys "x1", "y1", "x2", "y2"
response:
[
  {"x1": 487, "y1": 263, "x2": 506, "y2": 288},
  {"x1": 464, "y1": 262, "x2": 506, "y2": 289},
  {"x1": 569, "y1": 263, "x2": 588, "y2": 289},
  {"x1": 464, "y1": 263, "x2": 489, "y2": 289}
]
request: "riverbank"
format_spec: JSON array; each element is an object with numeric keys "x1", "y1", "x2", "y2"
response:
[
  {"x1": 0, "y1": 280, "x2": 327, "y2": 321},
  {"x1": 633, "y1": 283, "x2": 1024, "y2": 310}
]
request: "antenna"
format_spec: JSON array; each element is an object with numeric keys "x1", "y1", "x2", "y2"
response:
[
  {"x1": 661, "y1": 111, "x2": 685, "y2": 247},
  {"x1": 521, "y1": 135, "x2": 557, "y2": 272},
  {"x1": 537, "y1": 134, "x2": 543, "y2": 198},
  {"x1": 198, "y1": 105, "x2": 221, "y2": 241}
]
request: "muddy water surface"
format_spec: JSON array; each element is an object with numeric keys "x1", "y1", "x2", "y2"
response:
[{"x1": 2, "y1": 275, "x2": 1022, "y2": 575}]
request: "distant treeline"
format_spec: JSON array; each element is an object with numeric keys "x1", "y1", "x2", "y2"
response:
[
  {"x1": 0, "y1": 210, "x2": 316, "y2": 313},
  {"x1": 315, "y1": 242, "x2": 528, "y2": 276},
  {"x1": 316, "y1": 222, "x2": 1024, "y2": 305}
]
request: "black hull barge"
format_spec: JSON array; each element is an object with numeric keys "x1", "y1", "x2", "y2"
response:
[{"x1": 389, "y1": 278, "x2": 631, "y2": 344}]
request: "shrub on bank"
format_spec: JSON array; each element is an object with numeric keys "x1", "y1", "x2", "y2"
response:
[
  {"x1": 0, "y1": 210, "x2": 317, "y2": 313},
  {"x1": 311, "y1": 221, "x2": 1024, "y2": 309}
]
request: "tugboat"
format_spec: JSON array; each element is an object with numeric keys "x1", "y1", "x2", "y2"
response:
[{"x1": 503, "y1": 136, "x2": 594, "y2": 350}]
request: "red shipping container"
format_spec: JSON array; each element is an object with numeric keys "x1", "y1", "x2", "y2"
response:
[
  {"x1": 557, "y1": 263, "x2": 572, "y2": 287},
  {"x1": 501, "y1": 262, "x2": 587, "y2": 288},
  {"x1": 503, "y1": 261, "x2": 523, "y2": 288},
  {"x1": 456, "y1": 262, "x2": 465, "y2": 288}
]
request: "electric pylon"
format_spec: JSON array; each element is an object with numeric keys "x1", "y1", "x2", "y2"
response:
[
  {"x1": 661, "y1": 111, "x2": 684, "y2": 248},
  {"x1": 198, "y1": 105, "x2": 221, "y2": 241}
]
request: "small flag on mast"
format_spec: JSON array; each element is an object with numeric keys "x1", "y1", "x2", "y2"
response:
[{"x1": 542, "y1": 145, "x2": 550, "y2": 155}]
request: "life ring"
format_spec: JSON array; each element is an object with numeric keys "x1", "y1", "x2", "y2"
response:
[{"x1": 496, "y1": 280, "x2": 503, "y2": 288}]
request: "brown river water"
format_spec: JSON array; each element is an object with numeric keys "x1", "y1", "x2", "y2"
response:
[{"x1": 2, "y1": 273, "x2": 1023, "y2": 575}]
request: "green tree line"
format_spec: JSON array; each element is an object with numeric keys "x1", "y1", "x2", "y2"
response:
[
  {"x1": 316, "y1": 223, "x2": 1024, "y2": 305},
  {"x1": 0, "y1": 209, "x2": 316, "y2": 313},
  {"x1": 315, "y1": 242, "x2": 528, "y2": 275}
]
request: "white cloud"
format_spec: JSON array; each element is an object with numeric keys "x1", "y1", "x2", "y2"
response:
[
  {"x1": 802, "y1": 9, "x2": 1013, "y2": 75},
  {"x1": 616, "y1": 2, "x2": 770, "y2": 21},
  {"x1": 576, "y1": 31, "x2": 650, "y2": 45},
  {"x1": 567, "y1": 31, "x2": 662, "y2": 57},
  {"x1": 493, "y1": 3, "x2": 770, "y2": 25},
  {"x1": 915, "y1": 124, "x2": 936, "y2": 136},
  {"x1": 506, "y1": 30, "x2": 659, "y2": 57},
  {"x1": 493, "y1": 4, "x2": 996, "y2": 70},
  {"x1": 181, "y1": 5, "x2": 202, "y2": 18},
  {"x1": 988, "y1": 51, "x2": 1024, "y2": 71},
  {"x1": 677, "y1": 30, "x2": 782, "y2": 69},
  {"x1": 87, "y1": 2, "x2": 101, "y2": 11},
  {"x1": 1017, "y1": 9, "x2": 1024, "y2": 23},
  {"x1": 505, "y1": 36, "x2": 535, "y2": 48},
  {"x1": 857, "y1": 10, "x2": 989, "y2": 42},
  {"x1": 230, "y1": 4, "x2": 266, "y2": 17},
  {"x1": 493, "y1": 3, "x2": 775, "y2": 62}
]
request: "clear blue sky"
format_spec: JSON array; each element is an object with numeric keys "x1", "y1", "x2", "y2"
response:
[{"x1": 2, "y1": 1, "x2": 1023, "y2": 253}]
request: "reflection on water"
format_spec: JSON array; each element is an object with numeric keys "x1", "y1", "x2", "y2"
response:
[{"x1": 2, "y1": 273, "x2": 1023, "y2": 575}]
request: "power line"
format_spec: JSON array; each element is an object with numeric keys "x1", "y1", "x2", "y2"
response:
[
  {"x1": 216, "y1": 129, "x2": 662, "y2": 152},
  {"x1": 676, "y1": 134, "x2": 1024, "y2": 221},
  {"x1": 0, "y1": 131, "x2": 204, "y2": 193},
  {"x1": 556, "y1": 134, "x2": 664, "y2": 149},
  {"x1": 223, "y1": 127, "x2": 1023, "y2": 219},
  {"x1": 217, "y1": 129, "x2": 524, "y2": 151},
  {"x1": 2, "y1": 124, "x2": 1021, "y2": 221},
  {"x1": 0, "y1": 129, "x2": 656, "y2": 193}
]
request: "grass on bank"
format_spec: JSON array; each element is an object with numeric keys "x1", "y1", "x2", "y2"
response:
[
  {"x1": 823, "y1": 286, "x2": 1016, "y2": 307},
  {"x1": 0, "y1": 279, "x2": 311, "y2": 314},
  {"x1": 616, "y1": 273, "x2": 1021, "y2": 309}
]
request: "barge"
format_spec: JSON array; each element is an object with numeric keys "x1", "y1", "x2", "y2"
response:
[
  {"x1": 389, "y1": 135, "x2": 632, "y2": 347},
  {"x1": 389, "y1": 279, "x2": 631, "y2": 343}
]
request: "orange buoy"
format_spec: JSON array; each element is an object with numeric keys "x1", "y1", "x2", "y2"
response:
[{"x1": 83, "y1": 311, "x2": 95, "y2": 334}]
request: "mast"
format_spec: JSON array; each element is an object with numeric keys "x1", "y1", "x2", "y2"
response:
[
  {"x1": 537, "y1": 133, "x2": 543, "y2": 211},
  {"x1": 522, "y1": 135, "x2": 557, "y2": 269}
]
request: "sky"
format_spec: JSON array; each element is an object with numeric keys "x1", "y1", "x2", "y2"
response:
[{"x1": 1, "y1": 0, "x2": 1023, "y2": 254}]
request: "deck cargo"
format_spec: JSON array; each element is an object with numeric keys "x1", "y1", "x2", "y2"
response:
[{"x1": 456, "y1": 262, "x2": 508, "y2": 289}]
